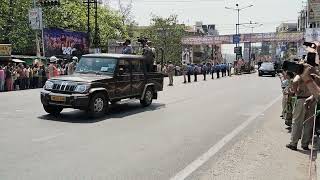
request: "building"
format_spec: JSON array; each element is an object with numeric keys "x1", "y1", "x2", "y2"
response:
[
  {"x1": 298, "y1": 8, "x2": 308, "y2": 32},
  {"x1": 276, "y1": 23, "x2": 298, "y2": 33}
]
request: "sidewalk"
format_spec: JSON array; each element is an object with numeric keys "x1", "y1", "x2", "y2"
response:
[{"x1": 195, "y1": 99, "x2": 310, "y2": 180}]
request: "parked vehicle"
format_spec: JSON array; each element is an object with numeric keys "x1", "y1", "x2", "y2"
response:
[
  {"x1": 258, "y1": 62, "x2": 276, "y2": 77},
  {"x1": 41, "y1": 53, "x2": 164, "y2": 116}
]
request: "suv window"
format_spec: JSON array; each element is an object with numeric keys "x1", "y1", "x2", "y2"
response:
[
  {"x1": 76, "y1": 57, "x2": 116, "y2": 74},
  {"x1": 132, "y1": 60, "x2": 144, "y2": 73},
  {"x1": 118, "y1": 59, "x2": 130, "y2": 74}
]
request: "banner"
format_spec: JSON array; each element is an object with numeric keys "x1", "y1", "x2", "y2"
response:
[
  {"x1": 0, "y1": 44, "x2": 12, "y2": 56},
  {"x1": 305, "y1": 28, "x2": 320, "y2": 42},
  {"x1": 43, "y1": 28, "x2": 89, "y2": 57},
  {"x1": 309, "y1": 0, "x2": 320, "y2": 23}
]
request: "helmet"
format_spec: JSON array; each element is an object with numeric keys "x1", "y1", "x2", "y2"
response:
[
  {"x1": 72, "y1": 56, "x2": 78, "y2": 61},
  {"x1": 49, "y1": 56, "x2": 58, "y2": 63}
]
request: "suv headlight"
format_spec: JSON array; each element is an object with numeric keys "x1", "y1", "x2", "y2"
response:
[
  {"x1": 74, "y1": 84, "x2": 90, "y2": 93},
  {"x1": 44, "y1": 81, "x2": 54, "y2": 90}
]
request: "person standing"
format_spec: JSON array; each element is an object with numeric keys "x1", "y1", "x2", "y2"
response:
[
  {"x1": 167, "y1": 61, "x2": 175, "y2": 86},
  {"x1": 216, "y1": 64, "x2": 220, "y2": 79},
  {"x1": 122, "y1": 39, "x2": 133, "y2": 54},
  {"x1": 202, "y1": 63, "x2": 207, "y2": 81},
  {"x1": 187, "y1": 63, "x2": 192, "y2": 83},
  {"x1": 286, "y1": 75, "x2": 315, "y2": 151},
  {"x1": 68, "y1": 58, "x2": 76, "y2": 75},
  {"x1": 33, "y1": 64, "x2": 39, "y2": 88},
  {"x1": 5, "y1": 67, "x2": 13, "y2": 91},
  {"x1": 181, "y1": 61, "x2": 188, "y2": 83},
  {"x1": 211, "y1": 64, "x2": 215, "y2": 79},
  {"x1": 227, "y1": 63, "x2": 231, "y2": 76},
  {"x1": 0, "y1": 66, "x2": 5, "y2": 92},
  {"x1": 194, "y1": 64, "x2": 198, "y2": 82}
]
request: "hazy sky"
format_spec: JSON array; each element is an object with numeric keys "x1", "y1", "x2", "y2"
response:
[{"x1": 109, "y1": 0, "x2": 304, "y2": 35}]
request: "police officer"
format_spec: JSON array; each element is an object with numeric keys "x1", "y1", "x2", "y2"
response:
[
  {"x1": 286, "y1": 74, "x2": 316, "y2": 151},
  {"x1": 167, "y1": 61, "x2": 175, "y2": 86},
  {"x1": 202, "y1": 63, "x2": 207, "y2": 81},
  {"x1": 216, "y1": 64, "x2": 221, "y2": 79},
  {"x1": 182, "y1": 61, "x2": 188, "y2": 83},
  {"x1": 187, "y1": 63, "x2": 192, "y2": 83}
]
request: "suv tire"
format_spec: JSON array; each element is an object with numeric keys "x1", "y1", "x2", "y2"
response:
[
  {"x1": 140, "y1": 87, "x2": 153, "y2": 107},
  {"x1": 88, "y1": 93, "x2": 108, "y2": 117},
  {"x1": 43, "y1": 105, "x2": 63, "y2": 115}
]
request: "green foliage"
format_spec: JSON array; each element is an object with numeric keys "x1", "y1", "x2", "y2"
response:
[
  {"x1": 0, "y1": 0, "x2": 127, "y2": 55},
  {"x1": 141, "y1": 15, "x2": 186, "y2": 64}
]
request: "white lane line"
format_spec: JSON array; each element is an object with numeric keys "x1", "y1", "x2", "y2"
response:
[
  {"x1": 32, "y1": 133, "x2": 65, "y2": 142},
  {"x1": 170, "y1": 95, "x2": 281, "y2": 180}
]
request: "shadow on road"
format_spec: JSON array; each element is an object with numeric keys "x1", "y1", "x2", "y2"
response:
[{"x1": 38, "y1": 102, "x2": 166, "y2": 123}]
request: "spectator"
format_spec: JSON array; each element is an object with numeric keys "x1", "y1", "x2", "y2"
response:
[
  {"x1": 181, "y1": 61, "x2": 188, "y2": 84},
  {"x1": 187, "y1": 63, "x2": 192, "y2": 83},
  {"x1": 202, "y1": 63, "x2": 207, "y2": 81},
  {"x1": 5, "y1": 67, "x2": 13, "y2": 91},
  {"x1": 194, "y1": 64, "x2": 198, "y2": 82},
  {"x1": 167, "y1": 61, "x2": 175, "y2": 86},
  {"x1": 0, "y1": 66, "x2": 5, "y2": 92}
]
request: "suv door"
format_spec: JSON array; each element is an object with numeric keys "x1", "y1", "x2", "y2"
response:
[
  {"x1": 131, "y1": 59, "x2": 145, "y2": 96},
  {"x1": 115, "y1": 59, "x2": 131, "y2": 98}
]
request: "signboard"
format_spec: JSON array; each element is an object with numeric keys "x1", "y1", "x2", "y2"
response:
[
  {"x1": 233, "y1": 35, "x2": 241, "y2": 44},
  {"x1": 309, "y1": 0, "x2": 320, "y2": 23},
  {"x1": 43, "y1": 28, "x2": 89, "y2": 57},
  {"x1": 0, "y1": 44, "x2": 12, "y2": 56},
  {"x1": 305, "y1": 28, "x2": 320, "y2": 42},
  {"x1": 181, "y1": 32, "x2": 304, "y2": 45},
  {"x1": 234, "y1": 47, "x2": 242, "y2": 55},
  {"x1": 29, "y1": 8, "x2": 42, "y2": 30}
]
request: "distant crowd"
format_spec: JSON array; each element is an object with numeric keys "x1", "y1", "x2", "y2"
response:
[{"x1": 0, "y1": 56, "x2": 78, "y2": 92}]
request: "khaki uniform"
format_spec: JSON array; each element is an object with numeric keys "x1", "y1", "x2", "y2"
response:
[
  {"x1": 167, "y1": 64, "x2": 175, "y2": 86},
  {"x1": 182, "y1": 64, "x2": 188, "y2": 83},
  {"x1": 290, "y1": 76, "x2": 315, "y2": 147}
]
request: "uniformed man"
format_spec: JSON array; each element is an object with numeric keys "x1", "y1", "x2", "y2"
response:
[
  {"x1": 182, "y1": 61, "x2": 188, "y2": 83},
  {"x1": 167, "y1": 61, "x2": 175, "y2": 86},
  {"x1": 286, "y1": 74, "x2": 316, "y2": 151}
]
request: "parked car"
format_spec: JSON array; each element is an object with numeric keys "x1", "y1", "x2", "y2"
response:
[
  {"x1": 258, "y1": 62, "x2": 276, "y2": 77},
  {"x1": 41, "y1": 53, "x2": 164, "y2": 116}
]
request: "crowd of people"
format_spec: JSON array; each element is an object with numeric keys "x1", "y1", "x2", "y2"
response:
[
  {"x1": 161, "y1": 61, "x2": 233, "y2": 86},
  {"x1": 280, "y1": 44, "x2": 320, "y2": 151},
  {"x1": 0, "y1": 56, "x2": 78, "y2": 92}
]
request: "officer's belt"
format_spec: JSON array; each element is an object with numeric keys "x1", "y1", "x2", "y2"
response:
[{"x1": 296, "y1": 96, "x2": 309, "y2": 99}]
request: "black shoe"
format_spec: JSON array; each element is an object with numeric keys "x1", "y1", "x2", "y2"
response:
[
  {"x1": 286, "y1": 144, "x2": 297, "y2": 151},
  {"x1": 280, "y1": 115, "x2": 284, "y2": 118},
  {"x1": 301, "y1": 146, "x2": 310, "y2": 151}
]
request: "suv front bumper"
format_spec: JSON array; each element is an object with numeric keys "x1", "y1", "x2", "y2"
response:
[{"x1": 41, "y1": 90, "x2": 90, "y2": 110}]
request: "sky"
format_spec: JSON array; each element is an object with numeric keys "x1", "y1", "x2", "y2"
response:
[{"x1": 108, "y1": 0, "x2": 304, "y2": 35}]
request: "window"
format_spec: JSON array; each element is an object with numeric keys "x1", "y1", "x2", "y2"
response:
[
  {"x1": 132, "y1": 60, "x2": 143, "y2": 73},
  {"x1": 118, "y1": 60, "x2": 130, "y2": 74},
  {"x1": 76, "y1": 57, "x2": 116, "y2": 74}
]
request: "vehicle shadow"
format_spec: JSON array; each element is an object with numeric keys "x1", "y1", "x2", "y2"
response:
[{"x1": 38, "y1": 102, "x2": 166, "y2": 123}]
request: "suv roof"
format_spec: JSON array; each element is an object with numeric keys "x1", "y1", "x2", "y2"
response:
[{"x1": 83, "y1": 53, "x2": 146, "y2": 60}]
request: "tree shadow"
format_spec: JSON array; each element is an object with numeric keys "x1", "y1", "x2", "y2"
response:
[{"x1": 38, "y1": 102, "x2": 166, "y2": 124}]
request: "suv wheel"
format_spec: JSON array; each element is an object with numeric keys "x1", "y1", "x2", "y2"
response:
[
  {"x1": 140, "y1": 87, "x2": 153, "y2": 107},
  {"x1": 88, "y1": 93, "x2": 108, "y2": 117},
  {"x1": 43, "y1": 105, "x2": 63, "y2": 115}
]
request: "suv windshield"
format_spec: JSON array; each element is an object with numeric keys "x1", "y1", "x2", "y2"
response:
[
  {"x1": 76, "y1": 57, "x2": 117, "y2": 74},
  {"x1": 261, "y1": 63, "x2": 274, "y2": 69}
]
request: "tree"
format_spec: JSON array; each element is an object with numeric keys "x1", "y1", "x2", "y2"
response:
[
  {"x1": 0, "y1": 0, "x2": 127, "y2": 55},
  {"x1": 141, "y1": 15, "x2": 186, "y2": 64}
]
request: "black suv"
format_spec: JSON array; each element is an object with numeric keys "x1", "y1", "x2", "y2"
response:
[{"x1": 41, "y1": 54, "x2": 164, "y2": 116}]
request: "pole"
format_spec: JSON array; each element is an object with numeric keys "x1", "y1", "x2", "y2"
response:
[
  {"x1": 94, "y1": 0, "x2": 99, "y2": 49},
  {"x1": 33, "y1": 0, "x2": 41, "y2": 57},
  {"x1": 87, "y1": 0, "x2": 91, "y2": 48}
]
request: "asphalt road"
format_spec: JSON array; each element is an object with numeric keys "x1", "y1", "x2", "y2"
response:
[{"x1": 0, "y1": 74, "x2": 281, "y2": 180}]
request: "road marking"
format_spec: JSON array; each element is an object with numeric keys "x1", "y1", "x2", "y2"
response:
[
  {"x1": 170, "y1": 95, "x2": 281, "y2": 180},
  {"x1": 32, "y1": 133, "x2": 65, "y2": 142}
]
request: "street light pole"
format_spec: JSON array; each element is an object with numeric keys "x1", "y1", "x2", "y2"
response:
[{"x1": 225, "y1": 4, "x2": 253, "y2": 60}]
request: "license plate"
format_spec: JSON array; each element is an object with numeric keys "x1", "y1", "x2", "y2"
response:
[{"x1": 51, "y1": 96, "x2": 66, "y2": 102}]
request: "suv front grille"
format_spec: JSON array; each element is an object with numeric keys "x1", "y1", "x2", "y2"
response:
[{"x1": 52, "y1": 81, "x2": 77, "y2": 93}]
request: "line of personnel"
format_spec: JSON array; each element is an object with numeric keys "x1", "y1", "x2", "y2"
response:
[{"x1": 164, "y1": 62, "x2": 232, "y2": 86}]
